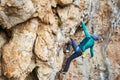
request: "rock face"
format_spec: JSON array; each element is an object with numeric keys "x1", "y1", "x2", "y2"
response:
[
  {"x1": 56, "y1": 0, "x2": 73, "y2": 6},
  {"x1": 2, "y1": 19, "x2": 38, "y2": 79},
  {"x1": 0, "y1": 0, "x2": 120, "y2": 80},
  {"x1": 32, "y1": 0, "x2": 55, "y2": 24},
  {"x1": 0, "y1": 0, "x2": 35, "y2": 29},
  {"x1": 0, "y1": 30, "x2": 7, "y2": 76},
  {"x1": 106, "y1": 27, "x2": 120, "y2": 79}
]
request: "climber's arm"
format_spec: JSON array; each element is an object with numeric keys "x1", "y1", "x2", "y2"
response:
[
  {"x1": 90, "y1": 46, "x2": 94, "y2": 57},
  {"x1": 81, "y1": 21, "x2": 90, "y2": 37}
]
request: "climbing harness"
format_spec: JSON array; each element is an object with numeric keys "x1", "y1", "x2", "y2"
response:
[{"x1": 75, "y1": 46, "x2": 80, "y2": 52}]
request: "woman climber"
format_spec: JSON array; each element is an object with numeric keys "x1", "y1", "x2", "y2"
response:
[{"x1": 63, "y1": 21, "x2": 99, "y2": 73}]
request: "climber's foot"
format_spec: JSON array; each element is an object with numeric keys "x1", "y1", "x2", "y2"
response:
[
  {"x1": 59, "y1": 72, "x2": 66, "y2": 80},
  {"x1": 65, "y1": 50, "x2": 70, "y2": 53}
]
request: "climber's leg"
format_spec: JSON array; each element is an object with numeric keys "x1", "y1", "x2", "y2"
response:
[
  {"x1": 63, "y1": 52, "x2": 81, "y2": 72},
  {"x1": 66, "y1": 38, "x2": 78, "y2": 52}
]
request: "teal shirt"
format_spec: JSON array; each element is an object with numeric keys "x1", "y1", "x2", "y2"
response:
[{"x1": 78, "y1": 22, "x2": 94, "y2": 57}]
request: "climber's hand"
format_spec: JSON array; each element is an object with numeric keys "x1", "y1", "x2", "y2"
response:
[{"x1": 82, "y1": 52, "x2": 86, "y2": 58}]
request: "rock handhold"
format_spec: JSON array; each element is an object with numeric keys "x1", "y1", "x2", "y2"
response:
[{"x1": 56, "y1": 0, "x2": 73, "y2": 6}]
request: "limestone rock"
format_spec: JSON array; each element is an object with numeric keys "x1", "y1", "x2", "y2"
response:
[
  {"x1": 35, "y1": 23, "x2": 54, "y2": 62},
  {"x1": 57, "y1": 5, "x2": 82, "y2": 36},
  {"x1": 32, "y1": 0, "x2": 55, "y2": 24},
  {"x1": 34, "y1": 22, "x2": 64, "y2": 80},
  {"x1": 73, "y1": 0, "x2": 80, "y2": 7},
  {"x1": 0, "y1": 31, "x2": 7, "y2": 76},
  {"x1": 115, "y1": 75, "x2": 120, "y2": 80},
  {"x1": 57, "y1": 5, "x2": 81, "y2": 21},
  {"x1": 50, "y1": 0, "x2": 57, "y2": 7},
  {"x1": 2, "y1": 19, "x2": 38, "y2": 79},
  {"x1": 0, "y1": 76, "x2": 7, "y2": 80},
  {"x1": 117, "y1": 0, "x2": 120, "y2": 9},
  {"x1": 0, "y1": 31, "x2": 6, "y2": 50},
  {"x1": 0, "y1": 0, "x2": 35, "y2": 29},
  {"x1": 56, "y1": 0, "x2": 73, "y2": 6}
]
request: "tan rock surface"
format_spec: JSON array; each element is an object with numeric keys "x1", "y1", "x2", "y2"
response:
[
  {"x1": 0, "y1": 31, "x2": 7, "y2": 76},
  {"x1": 2, "y1": 19, "x2": 38, "y2": 79},
  {"x1": 56, "y1": 0, "x2": 73, "y2": 6},
  {"x1": 32, "y1": 0, "x2": 55, "y2": 24},
  {"x1": 34, "y1": 22, "x2": 65, "y2": 80},
  {"x1": 0, "y1": 0, "x2": 35, "y2": 29}
]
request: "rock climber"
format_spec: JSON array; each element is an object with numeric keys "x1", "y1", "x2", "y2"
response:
[{"x1": 63, "y1": 21, "x2": 99, "y2": 73}]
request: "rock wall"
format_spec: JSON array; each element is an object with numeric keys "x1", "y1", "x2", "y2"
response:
[{"x1": 0, "y1": 0, "x2": 120, "y2": 80}]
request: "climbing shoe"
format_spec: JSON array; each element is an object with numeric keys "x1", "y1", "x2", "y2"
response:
[
  {"x1": 62, "y1": 72, "x2": 66, "y2": 74},
  {"x1": 65, "y1": 50, "x2": 70, "y2": 53},
  {"x1": 59, "y1": 72, "x2": 66, "y2": 80}
]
